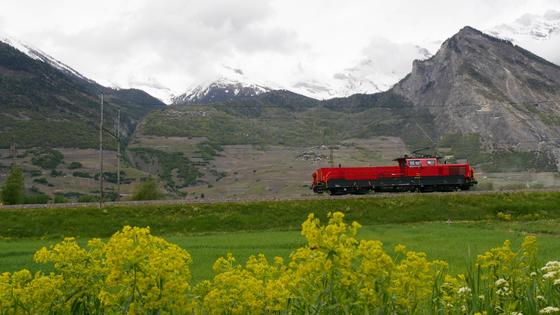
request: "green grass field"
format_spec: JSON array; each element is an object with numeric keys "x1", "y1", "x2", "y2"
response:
[
  {"x1": 2, "y1": 191, "x2": 560, "y2": 239},
  {"x1": 1, "y1": 191, "x2": 560, "y2": 283},
  {"x1": 1, "y1": 220, "x2": 560, "y2": 283}
]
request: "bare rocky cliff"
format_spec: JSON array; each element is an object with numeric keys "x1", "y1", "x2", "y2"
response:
[{"x1": 392, "y1": 26, "x2": 560, "y2": 168}]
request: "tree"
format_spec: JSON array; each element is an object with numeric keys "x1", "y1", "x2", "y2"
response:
[
  {"x1": 1, "y1": 164, "x2": 25, "y2": 205},
  {"x1": 131, "y1": 178, "x2": 162, "y2": 201}
]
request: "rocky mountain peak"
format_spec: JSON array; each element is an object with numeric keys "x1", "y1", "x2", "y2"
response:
[{"x1": 392, "y1": 26, "x2": 560, "y2": 169}]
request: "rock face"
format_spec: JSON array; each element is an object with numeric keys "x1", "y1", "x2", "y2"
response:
[{"x1": 392, "y1": 26, "x2": 560, "y2": 167}]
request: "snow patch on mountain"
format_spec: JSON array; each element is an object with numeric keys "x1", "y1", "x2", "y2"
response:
[
  {"x1": 178, "y1": 40, "x2": 434, "y2": 102},
  {"x1": 126, "y1": 76, "x2": 175, "y2": 104},
  {"x1": 488, "y1": 10, "x2": 560, "y2": 65},
  {"x1": 172, "y1": 76, "x2": 273, "y2": 104},
  {"x1": 135, "y1": 85, "x2": 175, "y2": 105},
  {"x1": 489, "y1": 10, "x2": 560, "y2": 41},
  {"x1": 1, "y1": 37, "x2": 93, "y2": 83},
  {"x1": 291, "y1": 80, "x2": 336, "y2": 100}
]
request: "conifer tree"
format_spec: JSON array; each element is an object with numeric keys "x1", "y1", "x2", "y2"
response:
[{"x1": 1, "y1": 164, "x2": 25, "y2": 205}]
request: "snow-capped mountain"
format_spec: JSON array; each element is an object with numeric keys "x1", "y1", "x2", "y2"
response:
[
  {"x1": 487, "y1": 10, "x2": 560, "y2": 65},
  {"x1": 172, "y1": 77, "x2": 273, "y2": 105},
  {"x1": 1, "y1": 37, "x2": 94, "y2": 83},
  {"x1": 177, "y1": 42, "x2": 433, "y2": 102},
  {"x1": 290, "y1": 74, "x2": 384, "y2": 100},
  {"x1": 1, "y1": 36, "x2": 176, "y2": 104},
  {"x1": 290, "y1": 80, "x2": 337, "y2": 100},
  {"x1": 290, "y1": 44, "x2": 432, "y2": 100},
  {"x1": 1, "y1": 36, "x2": 433, "y2": 102},
  {"x1": 126, "y1": 81, "x2": 175, "y2": 105},
  {"x1": 489, "y1": 10, "x2": 560, "y2": 41},
  {"x1": 0, "y1": 35, "x2": 164, "y2": 148}
]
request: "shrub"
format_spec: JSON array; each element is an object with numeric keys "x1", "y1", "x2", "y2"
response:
[
  {"x1": 131, "y1": 178, "x2": 162, "y2": 201},
  {"x1": 0, "y1": 213, "x2": 557, "y2": 314},
  {"x1": 23, "y1": 194, "x2": 50, "y2": 204},
  {"x1": 29, "y1": 170, "x2": 42, "y2": 177},
  {"x1": 72, "y1": 171, "x2": 92, "y2": 178},
  {"x1": 1, "y1": 164, "x2": 25, "y2": 205},
  {"x1": 94, "y1": 171, "x2": 132, "y2": 184},
  {"x1": 67, "y1": 161, "x2": 82, "y2": 169},
  {"x1": 50, "y1": 169, "x2": 64, "y2": 177},
  {"x1": 104, "y1": 191, "x2": 119, "y2": 202},
  {"x1": 0, "y1": 226, "x2": 191, "y2": 314},
  {"x1": 33, "y1": 177, "x2": 49, "y2": 185},
  {"x1": 53, "y1": 194, "x2": 67, "y2": 204},
  {"x1": 30, "y1": 148, "x2": 64, "y2": 170},
  {"x1": 77, "y1": 195, "x2": 99, "y2": 203},
  {"x1": 129, "y1": 148, "x2": 199, "y2": 188},
  {"x1": 29, "y1": 186, "x2": 42, "y2": 194}
]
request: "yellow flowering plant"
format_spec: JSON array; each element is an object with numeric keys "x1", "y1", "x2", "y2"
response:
[
  {"x1": 198, "y1": 212, "x2": 449, "y2": 314},
  {"x1": 0, "y1": 212, "x2": 558, "y2": 315},
  {"x1": 8, "y1": 226, "x2": 192, "y2": 314}
]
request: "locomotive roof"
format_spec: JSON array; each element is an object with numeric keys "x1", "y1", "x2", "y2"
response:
[{"x1": 393, "y1": 154, "x2": 442, "y2": 161}]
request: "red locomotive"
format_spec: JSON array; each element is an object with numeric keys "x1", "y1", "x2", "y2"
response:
[{"x1": 311, "y1": 153, "x2": 477, "y2": 195}]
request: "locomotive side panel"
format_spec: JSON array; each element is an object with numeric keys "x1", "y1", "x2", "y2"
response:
[{"x1": 333, "y1": 166, "x2": 402, "y2": 194}]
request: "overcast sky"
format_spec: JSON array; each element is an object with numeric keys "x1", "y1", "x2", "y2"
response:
[{"x1": 1, "y1": 0, "x2": 559, "y2": 100}]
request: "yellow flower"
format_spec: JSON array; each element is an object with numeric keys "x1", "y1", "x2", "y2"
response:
[
  {"x1": 0, "y1": 212, "x2": 553, "y2": 315},
  {"x1": 394, "y1": 244, "x2": 407, "y2": 254}
]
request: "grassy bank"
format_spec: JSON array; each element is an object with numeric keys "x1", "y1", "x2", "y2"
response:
[{"x1": 1, "y1": 191, "x2": 560, "y2": 239}]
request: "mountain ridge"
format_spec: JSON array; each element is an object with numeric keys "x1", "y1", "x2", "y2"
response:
[
  {"x1": 0, "y1": 39, "x2": 165, "y2": 149},
  {"x1": 3, "y1": 26, "x2": 560, "y2": 171},
  {"x1": 139, "y1": 26, "x2": 560, "y2": 172}
]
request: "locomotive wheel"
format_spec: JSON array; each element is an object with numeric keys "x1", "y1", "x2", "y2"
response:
[
  {"x1": 313, "y1": 187, "x2": 325, "y2": 194},
  {"x1": 419, "y1": 186, "x2": 436, "y2": 193},
  {"x1": 329, "y1": 188, "x2": 347, "y2": 195},
  {"x1": 351, "y1": 188, "x2": 369, "y2": 195}
]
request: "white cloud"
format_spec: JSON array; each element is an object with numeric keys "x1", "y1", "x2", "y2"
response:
[
  {"x1": 1, "y1": 0, "x2": 559, "y2": 101},
  {"x1": 488, "y1": 9, "x2": 560, "y2": 65}
]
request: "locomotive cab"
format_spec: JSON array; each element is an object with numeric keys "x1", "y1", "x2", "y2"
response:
[{"x1": 396, "y1": 157, "x2": 439, "y2": 168}]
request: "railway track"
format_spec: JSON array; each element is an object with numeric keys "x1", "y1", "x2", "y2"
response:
[{"x1": 1, "y1": 188, "x2": 559, "y2": 210}]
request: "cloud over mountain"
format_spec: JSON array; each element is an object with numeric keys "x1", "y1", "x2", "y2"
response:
[{"x1": 1, "y1": 0, "x2": 559, "y2": 101}]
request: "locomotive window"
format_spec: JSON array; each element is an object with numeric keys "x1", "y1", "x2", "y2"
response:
[
  {"x1": 426, "y1": 160, "x2": 435, "y2": 166},
  {"x1": 408, "y1": 160, "x2": 421, "y2": 167}
]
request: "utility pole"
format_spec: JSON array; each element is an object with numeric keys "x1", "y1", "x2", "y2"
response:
[
  {"x1": 329, "y1": 146, "x2": 334, "y2": 167},
  {"x1": 116, "y1": 109, "x2": 120, "y2": 201},
  {"x1": 99, "y1": 93, "x2": 104, "y2": 208}
]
